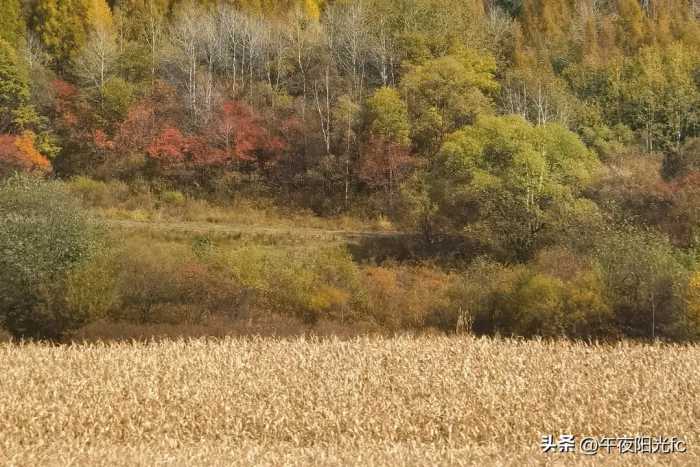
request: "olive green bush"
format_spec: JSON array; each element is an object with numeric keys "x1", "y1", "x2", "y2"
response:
[
  {"x1": 113, "y1": 240, "x2": 242, "y2": 324},
  {"x1": 218, "y1": 245, "x2": 363, "y2": 324},
  {"x1": 361, "y1": 265, "x2": 453, "y2": 330},
  {"x1": 66, "y1": 176, "x2": 131, "y2": 208},
  {"x1": 0, "y1": 174, "x2": 105, "y2": 339},
  {"x1": 443, "y1": 251, "x2": 614, "y2": 338},
  {"x1": 594, "y1": 228, "x2": 692, "y2": 339}
]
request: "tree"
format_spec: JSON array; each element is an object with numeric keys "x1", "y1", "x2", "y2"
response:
[
  {"x1": 101, "y1": 77, "x2": 136, "y2": 125},
  {"x1": 207, "y1": 100, "x2": 285, "y2": 165},
  {"x1": 72, "y1": 22, "x2": 119, "y2": 106},
  {"x1": 0, "y1": 174, "x2": 105, "y2": 339},
  {"x1": 48, "y1": 79, "x2": 104, "y2": 175},
  {"x1": 0, "y1": 39, "x2": 31, "y2": 134},
  {"x1": 400, "y1": 48, "x2": 499, "y2": 155},
  {"x1": 113, "y1": 0, "x2": 171, "y2": 84},
  {"x1": 364, "y1": 86, "x2": 410, "y2": 145},
  {"x1": 359, "y1": 86, "x2": 414, "y2": 202},
  {"x1": 616, "y1": 0, "x2": 647, "y2": 53},
  {"x1": 359, "y1": 135, "x2": 414, "y2": 201},
  {"x1": 430, "y1": 114, "x2": 600, "y2": 259},
  {"x1": 324, "y1": 1, "x2": 371, "y2": 97},
  {"x1": 501, "y1": 65, "x2": 580, "y2": 128},
  {"x1": 618, "y1": 43, "x2": 700, "y2": 153},
  {"x1": 146, "y1": 126, "x2": 191, "y2": 166},
  {"x1": 0, "y1": 0, "x2": 25, "y2": 49},
  {"x1": 31, "y1": 0, "x2": 113, "y2": 68},
  {"x1": 331, "y1": 94, "x2": 361, "y2": 207},
  {"x1": 94, "y1": 82, "x2": 184, "y2": 177},
  {"x1": 166, "y1": 2, "x2": 213, "y2": 124}
]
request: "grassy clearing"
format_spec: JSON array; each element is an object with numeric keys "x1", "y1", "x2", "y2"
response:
[
  {"x1": 66, "y1": 176, "x2": 392, "y2": 234},
  {"x1": 0, "y1": 336, "x2": 697, "y2": 466}
]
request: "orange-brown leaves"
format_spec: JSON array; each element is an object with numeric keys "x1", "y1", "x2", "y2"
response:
[{"x1": 0, "y1": 132, "x2": 51, "y2": 175}]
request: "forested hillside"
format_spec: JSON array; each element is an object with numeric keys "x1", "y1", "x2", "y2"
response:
[{"x1": 2, "y1": 0, "x2": 700, "y2": 340}]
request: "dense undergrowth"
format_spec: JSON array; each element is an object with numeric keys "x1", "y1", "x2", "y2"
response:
[{"x1": 1, "y1": 174, "x2": 699, "y2": 342}]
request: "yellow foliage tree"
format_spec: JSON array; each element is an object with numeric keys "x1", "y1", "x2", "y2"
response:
[{"x1": 32, "y1": 0, "x2": 113, "y2": 67}]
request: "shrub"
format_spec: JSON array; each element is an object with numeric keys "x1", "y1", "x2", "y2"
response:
[
  {"x1": 0, "y1": 174, "x2": 104, "y2": 339},
  {"x1": 443, "y1": 258, "x2": 525, "y2": 335},
  {"x1": 160, "y1": 190, "x2": 186, "y2": 206},
  {"x1": 362, "y1": 265, "x2": 452, "y2": 329},
  {"x1": 562, "y1": 269, "x2": 615, "y2": 338},
  {"x1": 683, "y1": 271, "x2": 700, "y2": 340},
  {"x1": 444, "y1": 253, "x2": 614, "y2": 338},
  {"x1": 509, "y1": 272, "x2": 568, "y2": 337},
  {"x1": 66, "y1": 176, "x2": 130, "y2": 208},
  {"x1": 595, "y1": 228, "x2": 691, "y2": 339},
  {"x1": 0, "y1": 132, "x2": 52, "y2": 177},
  {"x1": 532, "y1": 247, "x2": 614, "y2": 337},
  {"x1": 219, "y1": 245, "x2": 362, "y2": 324},
  {"x1": 62, "y1": 251, "x2": 118, "y2": 326},
  {"x1": 114, "y1": 241, "x2": 243, "y2": 324}
]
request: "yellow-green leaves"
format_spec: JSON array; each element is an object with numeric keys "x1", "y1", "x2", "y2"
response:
[
  {"x1": 32, "y1": 0, "x2": 113, "y2": 66},
  {"x1": 430, "y1": 114, "x2": 600, "y2": 259},
  {"x1": 0, "y1": 0, "x2": 24, "y2": 50},
  {"x1": 365, "y1": 86, "x2": 410, "y2": 146},
  {"x1": 400, "y1": 49, "x2": 498, "y2": 152}
]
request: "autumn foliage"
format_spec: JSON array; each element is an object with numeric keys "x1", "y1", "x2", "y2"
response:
[
  {"x1": 359, "y1": 136, "x2": 414, "y2": 195},
  {"x1": 0, "y1": 132, "x2": 51, "y2": 175},
  {"x1": 89, "y1": 98, "x2": 289, "y2": 178},
  {"x1": 148, "y1": 128, "x2": 225, "y2": 168},
  {"x1": 3, "y1": 0, "x2": 700, "y2": 345},
  {"x1": 208, "y1": 101, "x2": 286, "y2": 163}
]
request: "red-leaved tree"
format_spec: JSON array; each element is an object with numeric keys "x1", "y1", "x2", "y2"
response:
[
  {"x1": 207, "y1": 101, "x2": 286, "y2": 168},
  {"x1": 359, "y1": 136, "x2": 415, "y2": 199}
]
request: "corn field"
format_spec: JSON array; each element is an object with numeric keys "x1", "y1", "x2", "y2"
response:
[{"x1": 0, "y1": 336, "x2": 698, "y2": 466}]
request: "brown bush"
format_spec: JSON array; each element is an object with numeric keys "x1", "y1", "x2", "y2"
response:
[
  {"x1": 113, "y1": 241, "x2": 244, "y2": 325},
  {"x1": 361, "y1": 265, "x2": 453, "y2": 329}
]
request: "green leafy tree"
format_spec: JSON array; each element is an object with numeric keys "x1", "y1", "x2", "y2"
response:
[
  {"x1": 430, "y1": 114, "x2": 600, "y2": 259},
  {"x1": 31, "y1": 0, "x2": 113, "y2": 68},
  {"x1": 0, "y1": 174, "x2": 106, "y2": 339},
  {"x1": 0, "y1": 0, "x2": 25, "y2": 49},
  {"x1": 360, "y1": 86, "x2": 414, "y2": 203},
  {"x1": 101, "y1": 77, "x2": 135, "y2": 125},
  {"x1": 364, "y1": 86, "x2": 410, "y2": 145},
  {"x1": 400, "y1": 49, "x2": 499, "y2": 155},
  {"x1": 0, "y1": 39, "x2": 33, "y2": 134},
  {"x1": 618, "y1": 43, "x2": 700, "y2": 153}
]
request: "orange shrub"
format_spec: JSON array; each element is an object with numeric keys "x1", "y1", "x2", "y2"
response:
[
  {"x1": 361, "y1": 265, "x2": 452, "y2": 329},
  {"x1": 0, "y1": 132, "x2": 51, "y2": 176}
]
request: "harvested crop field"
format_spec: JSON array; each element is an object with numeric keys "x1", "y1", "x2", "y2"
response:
[{"x1": 0, "y1": 336, "x2": 697, "y2": 466}]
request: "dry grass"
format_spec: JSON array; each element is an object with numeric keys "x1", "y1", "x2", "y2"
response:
[
  {"x1": 0, "y1": 336, "x2": 697, "y2": 466},
  {"x1": 93, "y1": 198, "x2": 390, "y2": 234}
]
